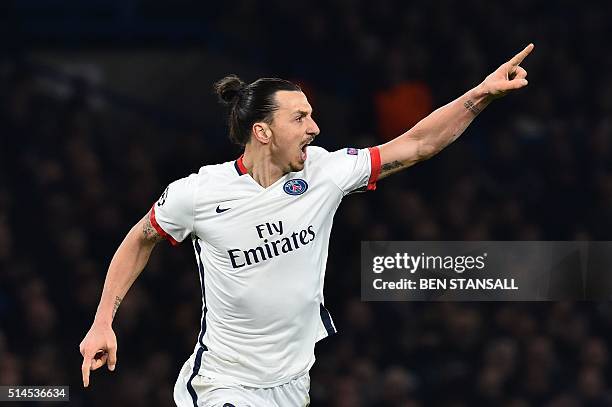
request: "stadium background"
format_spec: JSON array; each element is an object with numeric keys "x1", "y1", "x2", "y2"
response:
[{"x1": 1, "y1": 1, "x2": 611, "y2": 406}]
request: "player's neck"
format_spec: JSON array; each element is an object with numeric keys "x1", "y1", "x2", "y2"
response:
[{"x1": 242, "y1": 145, "x2": 285, "y2": 188}]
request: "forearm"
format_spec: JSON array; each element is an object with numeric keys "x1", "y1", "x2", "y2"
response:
[
  {"x1": 94, "y1": 220, "x2": 157, "y2": 325},
  {"x1": 378, "y1": 84, "x2": 492, "y2": 178},
  {"x1": 80, "y1": 214, "x2": 162, "y2": 387},
  {"x1": 408, "y1": 84, "x2": 490, "y2": 155}
]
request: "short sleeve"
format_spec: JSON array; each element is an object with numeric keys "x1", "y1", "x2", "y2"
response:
[
  {"x1": 323, "y1": 147, "x2": 381, "y2": 194},
  {"x1": 149, "y1": 174, "x2": 197, "y2": 246}
]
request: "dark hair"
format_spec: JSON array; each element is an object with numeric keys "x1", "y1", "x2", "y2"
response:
[{"x1": 213, "y1": 75, "x2": 302, "y2": 146}]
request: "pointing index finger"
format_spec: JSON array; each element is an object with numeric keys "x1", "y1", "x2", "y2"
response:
[
  {"x1": 82, "y1": 355, "x2": 91, "y2": 387},
  {"x1": 509, "y1": 43, "x2": 535, "y2": 66}
]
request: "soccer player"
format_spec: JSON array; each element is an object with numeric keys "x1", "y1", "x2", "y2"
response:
[{"x1": 80, "y1": 44, "x2": 534, "y2": 406}]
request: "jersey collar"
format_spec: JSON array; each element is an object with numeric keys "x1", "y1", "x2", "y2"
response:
[{"x1": 234, "y1": 155, "x2": 248, "y2": 175}]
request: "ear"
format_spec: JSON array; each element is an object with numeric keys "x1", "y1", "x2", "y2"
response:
[{"x1": 252, "y1": 122, "x2": 272, "y2": 144}]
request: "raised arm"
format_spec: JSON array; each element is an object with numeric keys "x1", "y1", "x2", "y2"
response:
[
  {"x1": 79, "y1": 211, "x2": 163, "y2": 387},
  {"x1": 377, "y1": 43, "x2": 534, "y2": 179}
]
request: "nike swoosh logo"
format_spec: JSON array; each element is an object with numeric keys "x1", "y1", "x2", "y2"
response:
[{"x1": 216, "y1": 205, "x2": 230, "y2": 213}]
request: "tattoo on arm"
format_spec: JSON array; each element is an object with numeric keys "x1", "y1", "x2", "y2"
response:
[
  {"x1": 464, "y1": 100, "x2": 481, "y2": 116},
  {"x1": 112, "y1": 296, "x2": 122, "y2": 318},
  {"x1": 142, "y1": 214, "x2": 164, "y2": 243},
  {"x1": 380, "y1": 160, "x2": 404, "y2": 178}
]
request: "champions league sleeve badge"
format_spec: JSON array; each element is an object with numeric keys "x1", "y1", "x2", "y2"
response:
[
  {"x1": 283, "y1": 179, "x2": 308, "y2": 195},
  {"x1": 346, "y1": 148, "x2": 358, "y2": 155}
]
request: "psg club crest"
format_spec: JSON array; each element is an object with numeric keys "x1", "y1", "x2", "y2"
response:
[{"x1": 283, "y1": 179, "x2": 308, "y2": 195}]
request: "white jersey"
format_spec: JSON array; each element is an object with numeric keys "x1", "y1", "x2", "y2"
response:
[{"x1": 150, "y1": 145, "x2": 381, "y2": 388}]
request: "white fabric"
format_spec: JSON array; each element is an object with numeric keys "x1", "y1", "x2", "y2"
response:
[
  {"x1": 174, "y1": 358, "x2": 310, "y2": 407},
  {"x1": 153, "y1": 146, "x2": 376, "y2": 388}
]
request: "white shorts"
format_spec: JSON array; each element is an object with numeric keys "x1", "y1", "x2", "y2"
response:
[{"x1": 173, "y1": 359, "x2": 311, "y2": 407}]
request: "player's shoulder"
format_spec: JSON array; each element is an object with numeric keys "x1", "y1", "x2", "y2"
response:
[
  {"x1": 196, "y1": 161, "x2": 230, "y2": 177},
  {"x1": 195, "y1": 159, "x2": 243, "y2": 181},
  {"x1": 168, "y1": 159, "x2": 237, "y2": 189},
  {"x1": 305, "y1": 146, "x2": 331, "y2": 166},
  {"x1": 306, "y1": 146, "x2": 366, "y2": 166},
  {"x1": 306, "y1": 145, "x2": 330, "y2": 158}
]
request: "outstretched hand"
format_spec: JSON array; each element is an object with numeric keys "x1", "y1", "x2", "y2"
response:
[{"x1": 480, "y1": 43, "x2": 534, "y2": 99}]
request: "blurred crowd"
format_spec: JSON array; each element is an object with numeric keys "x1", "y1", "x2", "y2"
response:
[{"x1": 2, "y1": 0, "x2": 612, "y2": 406}]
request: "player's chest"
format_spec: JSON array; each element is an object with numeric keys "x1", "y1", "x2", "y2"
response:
[{"x1": 193, "y1": 175, "x2": 340, "y2": 246}]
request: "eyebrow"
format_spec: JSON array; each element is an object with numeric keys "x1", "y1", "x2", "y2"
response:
[{"x1": 294, "y1": 110, "x2": 312, "y2": 117}]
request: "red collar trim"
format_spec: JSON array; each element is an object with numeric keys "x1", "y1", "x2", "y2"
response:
[{"x1": 234, "y1": 155, "x2": 248, "y2": 175}]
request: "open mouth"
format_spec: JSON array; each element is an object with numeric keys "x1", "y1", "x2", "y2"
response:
[{"x1": 300, "y1": 138, "x2": 314, "y2": 161}]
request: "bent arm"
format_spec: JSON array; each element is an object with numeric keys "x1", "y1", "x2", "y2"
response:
[
  {"x1": 80, "y1": 211, "x2": 163, "y2": 387},
  {"x1": 94, "y1": 212, "x2": 164, "y2": 324},
  {"x1": 377, "y1": 85, "x2": 491, "y2": 179}
]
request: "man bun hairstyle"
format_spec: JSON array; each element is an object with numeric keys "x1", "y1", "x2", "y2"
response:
[
  {"x1": 213, "y1": 75, "x2": 302, "y2": 146},
  {"x1": 214, "y1": 74, "x2": 245, "y2": 106}
]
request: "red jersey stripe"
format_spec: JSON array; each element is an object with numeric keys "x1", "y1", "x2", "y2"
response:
[
  {"x1": 150, "y1": 204, "x2": 179, "y2": 246},
  {"x1": 367, "y1": 147, "x2": 381, "y2": 191},
  {"x1": 235, "y1": 155, "x2": 248, "y2": 175}
]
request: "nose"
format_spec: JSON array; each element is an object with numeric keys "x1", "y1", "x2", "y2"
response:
[{"x1": 307, "y1": 117, "x2": 320, "y2": 137}]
